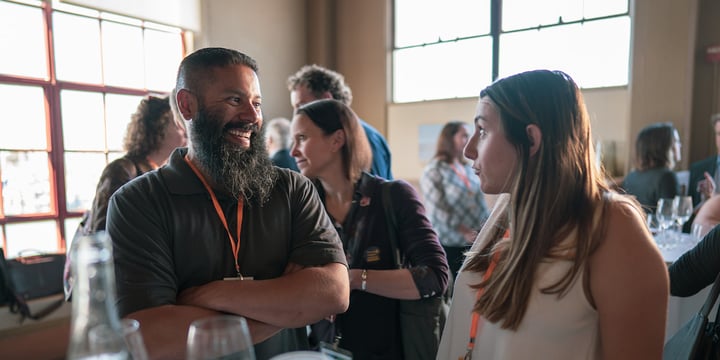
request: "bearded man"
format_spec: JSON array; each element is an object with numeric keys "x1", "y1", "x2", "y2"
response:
[{"x1": 106, "y1": 47, "x2": 349, "y2": 360}]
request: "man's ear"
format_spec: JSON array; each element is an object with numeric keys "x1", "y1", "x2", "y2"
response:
[
  {"x1": 526, "y1": 124, "x2": 542, "y2": 157},
  {"x1": 176, "y1": 89, "x2": 197, "y2": 121},
  {"x1": 320, "y1": 91, "x2": 334, "y2": 100}
]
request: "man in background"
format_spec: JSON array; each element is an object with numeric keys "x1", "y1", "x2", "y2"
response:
[
  {"x1": 689, "y1": 114, "x2": 720, "y2": 207},
  {"x1": 287, "y1": 64, "x2": 393, "y2": 179},
  {"x1": 266, "y1": 117, "x2": 299, "y2": 171}
]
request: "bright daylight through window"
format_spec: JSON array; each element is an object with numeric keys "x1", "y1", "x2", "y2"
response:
[
  {"x1": 0, "y1": 0, "x2": 186, "y2": 257},
  {"x1": 393, "y1": 0, "x2": 630, "y2": 103}
]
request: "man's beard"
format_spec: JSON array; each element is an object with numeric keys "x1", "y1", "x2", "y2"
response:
[{"x1": 189, "y1": 107, "x2": 277, "y2": 205}]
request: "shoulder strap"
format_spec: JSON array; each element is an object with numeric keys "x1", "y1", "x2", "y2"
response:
[{"x1": 381, "y1": 181, "x2": 402, "y2": 269}]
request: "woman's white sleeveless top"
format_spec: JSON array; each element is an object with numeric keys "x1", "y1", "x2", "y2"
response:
[{"x1": 436, "y1": 258, "x2": 600, "y2": 360}]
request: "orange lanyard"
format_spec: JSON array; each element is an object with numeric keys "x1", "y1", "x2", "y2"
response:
[
  {"x1": 183, "y1": 155, "x2": 244, "y2": 278},
  {"x1": 452, "y1": 162, "x2": 472, "y2": 190},
  {"x1": 462, "y1": 241, "x2": 504, "y2": 360},
  {"x1": 146, "y1": 157, "x2": 160, "y2": 169}
]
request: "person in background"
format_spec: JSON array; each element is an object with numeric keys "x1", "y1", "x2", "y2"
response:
[
  {"x1": 690, "y1": 193, "x2": 720, "y2": 235},
  {"x1": 437, "y1": 70, "x2": 668, "y2": 359},
  {"x1": 84, "y1": 95, "x2": 187, "y2": 233},
  {"x1": 107, "y1": 47, "x2": 349, "y2": 360},
  {"x1": 669, "y1": 224, "x2": 720, "y2": 297},
  {"x1": 65, "y1": 95, "x2": 188, "y2": 300},
  {"x1": 287, "y1": 64, "x2": 393, "y2": 179},
  {"x1": 689, "y1": 114, "x2": 720, "y2": 207},
  {"x1": 420, "y1": 121, "x2": 489, "y2": 280},
  {"x1": 265, "y1": 117, "x2": 299, "y2": 171},
  {"x1": 290, "y1": 99, "x2": 448, "y2": 359},
  {"x1": 620, "y1": 122, "x2": 681, "y2": 214}
]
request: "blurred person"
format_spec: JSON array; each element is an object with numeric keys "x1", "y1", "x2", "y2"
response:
[
  {"x1": 620, "y1": 122, "x2": 681, "y2": 214},
  {"x1": 84, "y1": 95, "x2": 187, "y2": 234},
  {"x1": 688, "y1": 114, "x2": 720, "y2": 207},
  {"x1": 437, "y1": 70, "x2": 668, "y2": 359},
  {"x1": 107, "y1": 47, "x2": 349, "y2": 360},
  {"x1": 265, "y1": 117, "x2": 299, "y2": 171},
  {"x1": 420, "y1": 121, "x2": 489, "y2": 279},
  {"x1": 291, "y1": 99, "x2": 449, "y2": 359},
  {"x1": 287, "y1": 64, "x2": 393, "y2": 179}
]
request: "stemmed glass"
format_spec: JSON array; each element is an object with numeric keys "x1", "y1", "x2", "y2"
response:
[
  {"x1": 672, "y1": 196, "x2": 693, "y2": 231},
  {"x1": 656, "y1": 198, "x2": 675, "y2": 247},
  {"x1": 186, "y1": 315, "x2": 256, "y2": 360}
]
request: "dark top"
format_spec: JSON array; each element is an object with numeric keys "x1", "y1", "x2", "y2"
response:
[
  {"x1": 669, "y1": 224, "x2": 720, "y2": 297},
  {"x1": 85, "y1": 155, "x2": 152, "y2": 233},
  {"x1": 688, "y1": 155, "x2": 717, "y2": 206},
  {"x1": 106, "y1": 147, "x2": 347, "y2": 359},
  {"x1": 621, "y1": 167, "x2": 678, "y2": 213},
  {"x1": 270, "y1": 148, "x2": 299, "y2": 172},
  {"x1": 315, "y1": 173, "x2": 448, "y2": 359},
  {"x1": 360, "y1": 119, "x2": 393, "y2": 180}
]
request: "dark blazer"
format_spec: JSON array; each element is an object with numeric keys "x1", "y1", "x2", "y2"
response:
[
  {"x1": 688, "y1": 156, "x2": 717, "y2": 206},
  {"x1": 270, "y1": 149, "x2": 299, "y2": 172}
]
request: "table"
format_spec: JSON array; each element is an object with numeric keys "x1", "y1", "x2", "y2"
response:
[{"x1": 657, "y1": 232, "x2": 715, "y2": 341}]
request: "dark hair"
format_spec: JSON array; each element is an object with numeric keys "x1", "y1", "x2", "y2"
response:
[
  {"x1": 287, "y1": 64, "x2": 353, "y2": 105},
  {"x1": 176, "y1": 47, "x2": 258, "y2": 95},
  {"x1": 434, "y1": 121, "x2": 468, "y2": 164},
  {"x1": 296, "y1": 99, "x2": 371, "y2": 181},
  {"x1": 634, "y1": 122, "x2": 676, "y2": 170},
  {"x1": 124, "y1": 96, "x2": 173, "y2": 158}
]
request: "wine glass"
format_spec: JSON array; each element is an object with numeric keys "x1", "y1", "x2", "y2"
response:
[
  {"x1": 186, "y1": 315, "x2": 256, "y2": 360},
  {"x1": 672, "y1": 195, "x2": 693, "y2": 233},
  {"x1": 89, "y1": 319, "x2": 149, "y2": 360},
  {"x1": 656, "y1": 198, "x2": 675, "y2": 246}
]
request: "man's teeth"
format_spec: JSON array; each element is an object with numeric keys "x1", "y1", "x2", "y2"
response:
[{"x1": 228, "y1": 129, "x2": 250, "y2": 138}]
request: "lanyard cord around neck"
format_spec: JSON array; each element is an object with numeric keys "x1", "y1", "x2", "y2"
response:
[
  {"x1": 183, "y1": 154, "x2": 244, "y2": 278},
  {"x1": 463, "y1": 245, "x2": 503, "y2": 360},
  {"x1": 452, "y1": 162, "x2": 472, "y2": 190}
]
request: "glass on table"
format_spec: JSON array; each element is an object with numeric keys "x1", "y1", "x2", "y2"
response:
[
  {"x1": 656, "y1": 198, "x2": 676, "y2": 247},
  {"x1": 186, "y1": 315, "x2": 256, "y2": 360},
  {"x1": 89, "y1": 318, "x2": 148, "y2": 360},
  {"x1": 691, "y1": 223, "x2": 708, "y2": 242}
]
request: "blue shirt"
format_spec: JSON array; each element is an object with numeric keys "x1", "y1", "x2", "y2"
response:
[{"x1": 360, "y1": 119, "x2": 393, "y2": 180}]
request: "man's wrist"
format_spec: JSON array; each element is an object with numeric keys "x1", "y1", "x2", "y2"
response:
[{"x1": 361, "y1": 269, "x2": 367, "y2": 291}]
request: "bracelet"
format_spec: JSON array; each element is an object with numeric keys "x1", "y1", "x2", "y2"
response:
[{"x1": 361, "y1": 269, "x2": 367, "y2": 291}]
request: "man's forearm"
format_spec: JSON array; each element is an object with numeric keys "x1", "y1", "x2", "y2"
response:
[{"x1": 177, "y1": 263, "x2": 349, "y2": 328}]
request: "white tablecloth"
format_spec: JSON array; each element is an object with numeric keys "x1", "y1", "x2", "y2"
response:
[{"x1": 657, "y1": 232, "x2": 715, "y2": 341}]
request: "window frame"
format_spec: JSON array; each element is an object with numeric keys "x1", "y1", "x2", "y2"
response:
[
  {"x1": 0, "y1": 0, "x2": 187, "y2": 254},
  {"x1": 391, "y1": 0, "x2": 631, "y2": 103}
]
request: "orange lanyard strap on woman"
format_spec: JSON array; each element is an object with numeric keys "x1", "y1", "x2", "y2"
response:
[
  {"x1": 462, "y1": 245, "x2": 503, "y2": 360},
  {"x1": 452, "y1": 162, "x2": 472, "y2": 190},
  {"x1": 183, "y1": 155, "x2": 244, "y2": 278}
]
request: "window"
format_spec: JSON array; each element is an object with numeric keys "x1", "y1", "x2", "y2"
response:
[
  {"x1": 393, "y1": 0, "x2": 630, "y2": 103},
  {"x1": 0, "y1": 0, "x2": 186, "y2": 257}
]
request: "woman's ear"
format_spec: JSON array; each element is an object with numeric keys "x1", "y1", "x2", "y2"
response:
[
  {"x1": 331, "y1": 129, "x2": 346, "y2": 152},
  {"x1": 176, "y1": 89, "x2": 197, "y2": 121},
  {"x1": 526, "y1": 124, "x2": 542, "y2": 157}
]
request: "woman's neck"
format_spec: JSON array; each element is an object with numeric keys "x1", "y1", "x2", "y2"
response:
[{"x1": 319, "y1": 172, "x2": 355, "y2": 223}]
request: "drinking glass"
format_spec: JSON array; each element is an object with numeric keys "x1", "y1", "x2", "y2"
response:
[
  {"x1": 186, "y1": 315, "x2": 256, "y2": 360},
  {"x1": 692, "y1": 223, "x2": 708, "y2": 242},
  {"x1": 672, "y1": 195, "x2": 693, "y2": 234},
  {"x1": 89, "y1": 319, "x2": 149, "y2": 360},
  {"x1": 656, "y1": 198, "x2": 675, "y2": 247}
]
